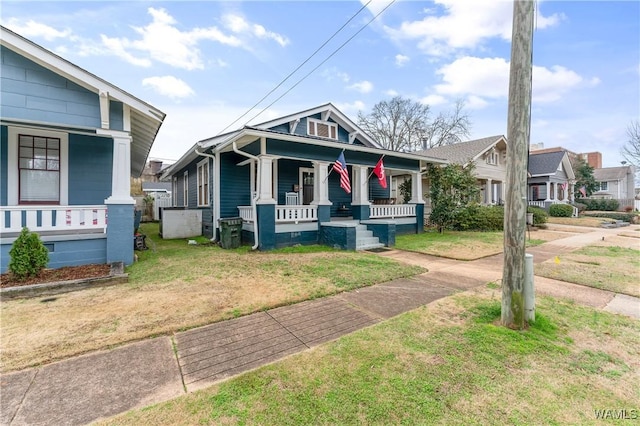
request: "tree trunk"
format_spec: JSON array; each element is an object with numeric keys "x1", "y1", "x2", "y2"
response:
[{"x1": 502, "y1": 0, "x2": 534, "y2": 329}]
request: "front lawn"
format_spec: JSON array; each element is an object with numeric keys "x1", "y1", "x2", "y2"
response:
[
  {"x1": 0, "y1": 223, "x2": 423, "y2": 372},
  {"x1": 101, "y1": 291, "x2": 640, "y2": 425},
  {"x1": 396, "y1": 229, "x2": 567, "y2": 260},
  {"x1": 535, "y1": 245, "x2": 640, "y2": 297}
]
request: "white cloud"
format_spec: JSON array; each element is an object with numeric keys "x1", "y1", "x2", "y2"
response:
[
  {"x1": 334, "y1": 101, "x2": 366, "y2": 115},
  {"x1": 465, "y1": 95, "x2": 489, "y2": 110},
  {"x1": 383, "y1": 0, "x2": 564, "y2": 56},
  {"x1": 395, "y1": 54, "x2": 410, "y2": 67},
  {"x1": 3, "y1": 18, "x2": 72, "y2": 41},
  {"x1": 98, "y1": 7, "x2": 243, "y2": 70},
  {"x1": 433, "y1": 56, "x2": 591, "y2": 104},
  {"x1": 385, "y1": 89, "x2": 399, "y2": 97},
  {"x1": 142, "y1": 76, "x2": 195, "y2": 99},
  {"x1": 347, "y1": 80, "x2": 374, "y2": 94},
  {"x1": 222, "y1": 14, "x2": 289, "y2": 47},
  {"x1": 420, "y1": 94, "x2": 447, "y2": 106},
  {"x1": 321, "y1": 68, "x2": 350, "y2": 83}
]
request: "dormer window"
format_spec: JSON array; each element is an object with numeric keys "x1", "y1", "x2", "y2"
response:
[
  {"x1": 486, "y1": 150, "x2": 499, "y2": 165},
  {"x1": 308, "y1": 118, "x2": 337, "y2": 140}
]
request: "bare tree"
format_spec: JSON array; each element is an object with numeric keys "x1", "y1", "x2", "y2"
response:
[
  {"x1": 621, "y1": 120, "x2": 640, "y2": 168},
  {"x1": 357, "y1": 96, "x2": 471, "y2": 152},
  {"x1": 419, "y1": 100, "x2": 471, "y2": 150}
]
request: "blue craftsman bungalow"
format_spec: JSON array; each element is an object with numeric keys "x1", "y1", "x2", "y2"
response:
[
  {"x1": 0, "y1": 26, "x2": 165, "y2": 272},
  {"x1": 161, "y1": 104, "x2": 446, "y2": 250}
]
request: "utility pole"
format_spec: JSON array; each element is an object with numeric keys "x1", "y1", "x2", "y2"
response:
[{"x1": 502, "y1": 0, "x2": 534, "y2": 329}]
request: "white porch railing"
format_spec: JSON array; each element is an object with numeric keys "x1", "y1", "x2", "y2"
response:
[
  {"x1": 528, "y1": 201, "x2": 546, "y2": 208},
  {"x1": 528, "y1": 200, "x2": 578, "y2": 217},
  {"x1": 237, "y1": 205, "x2": 319, "y2": 224},
  {"x1": 276, "y1": 205, "x2": 317, "y2": 224},
  {"x1": 238, "y1": 206, "x2": 253, "y2": 222},
  {"x1": 0, "y1": 205, "x2": 108, "y2": 234},
  {"x1": 370, "y1": 204, "x2": 416, "y2": 219}
]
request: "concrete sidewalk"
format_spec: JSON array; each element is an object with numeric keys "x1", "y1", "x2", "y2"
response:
[{"x1": 1, "y1": 224, "x2": 638, "y2": 425}]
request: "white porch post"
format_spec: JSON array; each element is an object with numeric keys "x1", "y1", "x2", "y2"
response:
[
  {"x1": 570, "y1": 183, "x2": 575, "y2": 202},
  {"x1": 257, "y1": 156, "x2": 275, "y2": 204},
  {"x1": 409, "y1": 171, "x2": 424, "y2": 204},
  {"x1": 352, "y1": 165, "x2": 370, "y2": 205},
  {"x1": 98, "y1": 129, "x2": 134, "y2": 204},
  {"x1": 563, "y1": 182, "x2": 569, "y2": 202},
  {"x1": 312, "y1": 161, "x2": 331, "y2": 205},
  {"x1": 545, "y1": 181, "x2": 551, "y2": 201},
  {"x1": 486, "y1": 178, "x2": 493, "y2": 204}
]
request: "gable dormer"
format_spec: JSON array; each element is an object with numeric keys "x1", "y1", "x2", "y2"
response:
[{"x1": 252, "y1": 103, "x2": 381, "y2": 148}]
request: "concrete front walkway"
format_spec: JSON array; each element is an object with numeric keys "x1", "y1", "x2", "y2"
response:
[{"x1": 1, "y1": 224, "x2": 638, "y2": 425}]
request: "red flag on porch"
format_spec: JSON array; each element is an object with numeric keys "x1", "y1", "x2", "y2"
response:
[
  {"x1": 373, "y1": 157, "x2": 387, "y2": 188},
  {"x1": 333, "y1": 152, "x2": 351, "y2": 193}
]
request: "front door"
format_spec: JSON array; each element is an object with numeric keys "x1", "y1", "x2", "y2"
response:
[{"x1": 299, "y1": 168, "x2": 314, "y2": 205}]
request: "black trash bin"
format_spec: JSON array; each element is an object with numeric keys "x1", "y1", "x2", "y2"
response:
[{"x1": 218, "y1": 217, "x2": 243, "y2": 249}]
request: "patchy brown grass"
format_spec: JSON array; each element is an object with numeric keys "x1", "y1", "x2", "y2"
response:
[
  {"x1": 0, "y1": 228, "x2": 423, "y2": 373},
  {"x1": 547, "y1": 216, "x2": 614, "y2": 228},
  {"x1": 535, "y1": 245, "x2": 640, "y2": 297}
]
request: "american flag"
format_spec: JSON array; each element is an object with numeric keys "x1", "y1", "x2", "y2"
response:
[{"x1": 333, "y1": 152, "x2": 351, "y2": 193}]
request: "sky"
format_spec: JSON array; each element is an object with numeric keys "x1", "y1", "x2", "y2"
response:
[{"x1": 2, "y1": 0, "x2": 639, "y2": 168}]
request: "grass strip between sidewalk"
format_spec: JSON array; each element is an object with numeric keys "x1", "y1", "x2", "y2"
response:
[{"x1": 101, "y1": 289, "x2": 640, "y2": 425}]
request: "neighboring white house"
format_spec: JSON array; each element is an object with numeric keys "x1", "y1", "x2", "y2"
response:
[
  {"x1": 592, "y1": 165, "x2": 636, "y2": 200},
  {"x1": 416, "y1": 135, "x2": 508, "y2": 205}
]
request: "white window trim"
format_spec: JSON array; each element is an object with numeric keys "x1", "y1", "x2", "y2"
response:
[
  {"x1": 183, "y1": 171, "x2": 188, "y2": 207},
  {"x1": 599, "y1": 181, "x2": 608, "y2": 191},
  {"x1": 7, "y1": 126, "x2": 68, "y2": 205},
  {"x1": 197, "y1": 158, "x2": 209, "y2": 207},
  {"x1": 307, "y1": 117, "x2": 338, "y2": 140},
  {"x1": 486, "y1": 151, "x2": 498, "y2": 165},
  {"x1": 172, "y1": 176, "x2": 178, "y2": 206}
]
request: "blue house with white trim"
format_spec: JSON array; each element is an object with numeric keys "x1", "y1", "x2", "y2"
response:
[
  {"x1": 161, "y1": 104, "x2": 445, "y2": 250},
  {"x1": 0, "y1": 26, "x2": 165, "y2": 272}
]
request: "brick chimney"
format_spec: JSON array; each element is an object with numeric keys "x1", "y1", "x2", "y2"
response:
[
  {"x1": 584, "y1": 152, "x2": 602, "y2": 169},
  {"x1": 149, "y1": 160, "x2": 163, "y2": 175}
]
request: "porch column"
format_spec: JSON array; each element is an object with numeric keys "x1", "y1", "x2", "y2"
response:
[
  {"x1": 570, "y1": 184, "x2": 575, "y2": 202},
  {"x1": 409, "y1": 171, "x2": 424, "y2": 204},
  {"x1": 313, "y1": 161, "x2": 332, "y2": 223},
  {"x1": 486, "y1": 178, "x2": 493, "y2": 204},
  {"x1": 257, "y1": 156, "x2": 275, "y2": 203},
  {"x1": 97, "y1": 129, "x2": 135, "y2": 266},
  {"x1": 563, "y1": 182, "x2": 569, "y2": 202},
  {"x1": 410, "y1": 171, "x2": 424, "y2": 234},
  {"x1": 351, "y1": 165, "x2": 370, "y2": 220},
  {"x1": 545, "y1": 182, "x2": 551, "y2": 201},
  {"x1": 98, "y1": 129, "x2": 134, "y2": 204},
  {"x1": 256, "y1": 156, "x2": 276, "y2": 250}
]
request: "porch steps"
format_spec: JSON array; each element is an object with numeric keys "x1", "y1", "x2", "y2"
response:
[{"x1": 355, "y1": 224, "x2": 385, "y2": 251}]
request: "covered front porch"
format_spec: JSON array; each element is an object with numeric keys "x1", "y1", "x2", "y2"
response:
[{"x1": 217, "y1": 132, "x2": 431, "y2": 250}]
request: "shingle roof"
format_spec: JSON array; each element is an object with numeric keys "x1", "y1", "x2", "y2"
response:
[
  {"x1": 528, "y1": 151, "x2": 566, "y2": 176},
  {"x1": 414, "y1": 135, "x2": 505, "y2": 164},
  {"x1": 593, "y1": 166, "x2": 632, "y2": 181}
]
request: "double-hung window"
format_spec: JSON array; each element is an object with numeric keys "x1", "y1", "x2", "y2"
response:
[
  {"x1": 197, "y1": 159, "x2": 209, "y2": 206},
  {"x1": 18, "y1": 134, "x2": 60, "y2": 204},
  {"x1": 599, "y1": 181, "x2": 608, "y2": 191}
]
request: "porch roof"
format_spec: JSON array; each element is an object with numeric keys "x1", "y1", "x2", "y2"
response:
[
  {"x1": 0, "y1": 26, "x2": 166, "y2": 177},
  {"x1": 161, "y1": 126, "x2": 448, "y2": 180}
]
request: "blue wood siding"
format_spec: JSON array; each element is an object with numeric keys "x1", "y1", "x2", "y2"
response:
[
  {"x1": 264, "y1": 114, "x2": 355, "y2": 145},
  {"x1": 1, "y1": 125, "x2": 7, "y2": 205},
  {"x1": 220, "y1": 152, "x2": 251, "y2": 218},
  {"x1": 369, "y1": 174, "x2": 390, "y2": 199},
  {"x1": 277, "y1": 159, "x2": 310, "y2": 204},
  {"x1": 266, "y1": 139, "x2": 420, "y2": 171},
  {"x1": 68, "y1": 134, "x2": 113, "y2": 205},
  {"x1": 1, "y1": 46, "x2": 101, "y2": 128},
  {"x1": 328, "y1": 167, "x2": 352, "y2": 215},
  {"x1": 109, "y1": 101, "x2": 124, "y2": 131}
]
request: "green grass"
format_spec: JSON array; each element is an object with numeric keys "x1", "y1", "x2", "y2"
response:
[
  {"x1": 395, "y1": 230, "x2": 547, "y2": 260},
  {"x1": 101, "y1": 294, "x2": 639, "y2": 425},
  {"x1": 535, "y1": 245, "x2": 640, "y2": 297}
]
